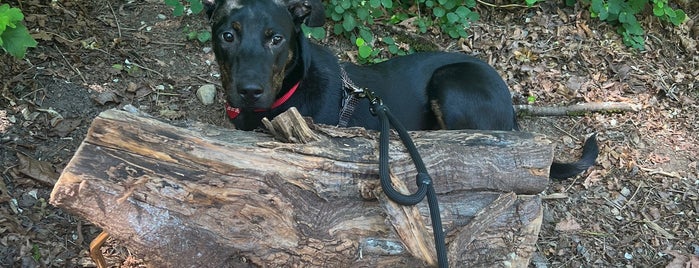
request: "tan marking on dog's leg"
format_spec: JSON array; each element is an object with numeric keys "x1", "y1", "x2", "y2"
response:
[{"x1": 431, "y1": 99, "x2": 447, "y2": 130}]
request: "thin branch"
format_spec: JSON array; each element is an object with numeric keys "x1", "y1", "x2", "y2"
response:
[
  {"x1": 55, "y1": 45, "x2": 87, "y2": 84},
  {"x1": 476, "y1": 0, "x2": 536, "y2": 8},
  {"x1": 107, "y1": 1, "x2": 122, "y2": 39},
  {"x1": 515, "y1": 102, "x2": 641, "y2": 117}
]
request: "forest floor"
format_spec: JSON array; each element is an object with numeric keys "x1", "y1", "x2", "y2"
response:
[{"x1": 1, "y1": 0, "x2": 698, "y2": 267}]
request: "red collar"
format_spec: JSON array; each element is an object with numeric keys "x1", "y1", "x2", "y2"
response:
[{"x1": 225, "y1": 81, "x2": 300, "y2": 119}]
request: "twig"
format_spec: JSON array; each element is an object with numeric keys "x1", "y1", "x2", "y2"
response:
[
  {"x1": 638, "y1": 167, "x2": 682, "y2": 179},
  {"x1": 476, "y1": 0, "x2": 536, "y2": 8},
  {"x1": 107, "y1": 1, "x2": 122, "y2": 39},
  {"x1": 620, "y1": 181, "x2": 645, "y2": 210},
  {"x1": 541, "y1": 193, "x2": 568, "y2": 200},
  {"x1": 148, "y1": 40, "x2": 187, "y2": 46},
  {"x1": 54, "y1": 45, "x2": 87, "y2": 84},
  {"x1": 89, "y1": 231, "x2": 109, "y2": 268},
  {"x1": 131, "y1": 62, "x2": 163, "y2": 77},
  {"x1": 515, "y1": 102, "x2": 642, "y2": 116},
  {"x1": 642, "y1": 219, "x2": 676, "y2": 239}
]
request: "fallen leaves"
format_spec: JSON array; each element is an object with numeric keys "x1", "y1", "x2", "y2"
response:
[
  {"x1": 16, "y1": 153, "x2": 59, "y2": 186},
  {"x1": 663, "y1": 250, "x2": 699, "y2": 268},
  {"x1": 555, "y1": 217, "x2": 582, "y2": 232}
]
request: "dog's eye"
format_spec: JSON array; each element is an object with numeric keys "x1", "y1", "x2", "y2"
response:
[
  {"x1": 222, "y1": 32, "x2": 235, "y2": 42},
  {"x1": 270, "y1": 35, "x2": 283, "y2": 46}
]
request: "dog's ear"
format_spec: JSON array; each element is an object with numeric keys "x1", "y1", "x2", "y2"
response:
[
  {"x1": 203, "y1": 0, "x2": 218, "y2": 20},
  {"x1": 283, "y1": 0, "x2": 325, "y2": 27}
]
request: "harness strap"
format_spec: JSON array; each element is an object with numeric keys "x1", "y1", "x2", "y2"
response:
[
  {"x1": 338, "y1": 66, "x2": 367, "y2": 127},
  {"x1": 339, "y1": 93, "x2": 360, "y2": 127}
]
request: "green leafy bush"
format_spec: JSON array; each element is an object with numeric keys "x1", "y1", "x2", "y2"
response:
[
  {"x1": 578, "y1": 0, "x2": 685, "y2": 49},
  {"x1": 322, "y1": 0, "x2": 483, "y2": 62},
  {"x1": 0, "y1": 4, "x2": 38, "y2": 59}
]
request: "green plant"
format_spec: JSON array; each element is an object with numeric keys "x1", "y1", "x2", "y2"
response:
[
  {"x1": 422, "y1": 0, "x2": 480, "y2": 39},
  {"x1": 184, "y1": 26, "x2": 211, "y2": 43},
  {"x1": 301, "y1": 24, "x2": 326, "y2": 40},
  {"x1": 164, "y1": 0, "x2": 203, "y2": 16},
  {"x1": 31, "y1": 244, "x2": 41, "y2": 262},
  {"x1": 0, "y1": 4, "x2": 37, "y2": 59},
  {"x1": 524, "y1": 0, "x2": 541, "y2": 6},
  {"x1": 325, "y1": 0, "x2": 482, "y2": 62},
  {"x1": 650, "y1": 0, "x2": 685, "y2": 26},
  {"x1": 164, "y1": 0, "x2": 210, "y2": 43},
  {"x1": 582, "y1": 0, "x2": 685, "y2": 49}
]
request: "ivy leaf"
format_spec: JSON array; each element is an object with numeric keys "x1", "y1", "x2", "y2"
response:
[
  {"x1": 663, "y1": 7, "x2": 676, "y2": 18},
  {"x1": 0, "y1": 4, "x2": 24, "y2": 34},
  {"x1": 380, "y1": 0, "x2": 392, "y2": 9},
  {"x1": 163, "y1": 0, "x2": 179, "y2": 7},
  {"x1": 433, "y1": 7, "x2": 445, "y2": 18},
  {"x1": 302, "y1": 25, "x2": 325, "y2": 40},
  {"x1": 455, "y1": 6, "x2": 471, "y2": 19},
  {"x1": 607, "y1": 0, "x2": 623, "y2": 15},
  {"x1": 382, "y1": 36, "x2": 395, "y2": 45},
  {"x1": 197, "y1": 31, "x2": 211, "y2": 43},
  {"x1": 356, "y1": 7, "x2": 369, "y2": 21},
  {"x1": 358, "y1": 44, "x2": 372, "y2": 58},
  {"x1": 446, "y1": 12, "x2": 459, "y2": 23},
  {"x1": 359, "y1": 28, "x2": 373, "y2": 43},
  {"x1": 1, "y1": 23, "x2": 37, "y2": 59},
  {"x1": 189, "y1": 0, "x2": 204, "y2": 14},
  {"x1": 173, "y1": 5, "x2": 185, "y2": 16},
  {"x1": 342, "y1": 13, "x2": 356, "y2": 32},
  {"x1": 670, "y1": 10, "x2": 686, "y2": 26}
]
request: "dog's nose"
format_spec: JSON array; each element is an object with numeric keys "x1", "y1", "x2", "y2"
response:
[{"x1": 238, "y1": 84, "x2": 264, "y2": 102}]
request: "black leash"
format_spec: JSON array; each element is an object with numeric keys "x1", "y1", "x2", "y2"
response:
[{"x1": 340, "y1": 67, "x2": 449, "y2": 267}]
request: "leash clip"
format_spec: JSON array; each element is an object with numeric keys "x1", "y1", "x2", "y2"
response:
[{"x1": 339, "y1": 65, "x2": 384, "y2": 124}]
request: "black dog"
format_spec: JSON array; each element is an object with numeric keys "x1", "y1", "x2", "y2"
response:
[{"x1": 203, "y1": 0, "x2": 598, "y2": 179}]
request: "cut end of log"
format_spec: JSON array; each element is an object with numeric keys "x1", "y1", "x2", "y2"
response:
[{"x1": 262, "y1": 107, "x2": 321, "y2": 143}]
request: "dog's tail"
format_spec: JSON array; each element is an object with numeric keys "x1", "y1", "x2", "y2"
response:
[{"x1": 549, "y1": 133, "x2": 599, "y2": 180}]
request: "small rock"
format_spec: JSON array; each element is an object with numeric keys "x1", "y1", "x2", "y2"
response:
[
  {"x1": 122, "y1": 104, "x2": 140, "y2": 114},
  {"x1": 197, "y1": 84, "x2": 217, "y2": 105},
  {"x1": 620, "y1": 187, "x2": 631, "y2": 197}
]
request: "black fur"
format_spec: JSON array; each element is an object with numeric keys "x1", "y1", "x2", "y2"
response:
[{"x1": 206, "y1": 0, "x2": 598, "y2": 179}]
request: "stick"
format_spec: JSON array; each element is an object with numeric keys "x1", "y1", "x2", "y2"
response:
[{"x1": 515, "y1": 102, "x2": 641, "y2": 116}]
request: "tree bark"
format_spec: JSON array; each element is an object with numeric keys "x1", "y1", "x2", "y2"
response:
[{"x1": 50, "y1": 109, "x2": 554, "y2": 267}]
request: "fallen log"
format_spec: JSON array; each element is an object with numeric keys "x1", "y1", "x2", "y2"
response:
[{"x1": 50, "y1": 108, "x2": 556, "y2": 267}]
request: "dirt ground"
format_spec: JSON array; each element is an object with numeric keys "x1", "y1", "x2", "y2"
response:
[{"x1": 1, "y1": 0, "x2": 697, "y2": 267}]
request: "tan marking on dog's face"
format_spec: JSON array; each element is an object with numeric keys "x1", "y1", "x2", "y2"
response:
[{"x1": 271, "y1": 46, "x2": 295, "y2": 92}]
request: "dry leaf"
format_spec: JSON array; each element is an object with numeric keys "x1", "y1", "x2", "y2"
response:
[
  {"x1": 92, "y1": 91, "x2": 120, "y2": 105},
  {"x1": 17, "y1": 153, "x2": 59, "y2": 186},
  {"x1": 52, "y1": 118, "x2": 82, "y2": 137},
  {"x1": 555, "y1": 217, "x2": 581, "y2": 232},
  {"x1": 663, "y1": 250, "x2": 688, "y2": 268}
]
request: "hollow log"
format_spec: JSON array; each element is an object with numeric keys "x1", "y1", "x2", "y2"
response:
[{"x1": 50, "y1": 109, "x2": 555, "y2": 267}]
